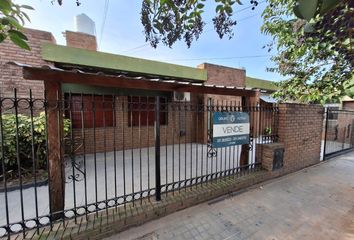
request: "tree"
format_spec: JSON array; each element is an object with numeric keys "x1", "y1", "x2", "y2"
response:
[
  {"x1": 1, "y1": 0, "x2": 344, "y2": 50},
  {"x1": 0, "y1": 0, "x2": 79, "y2": 50},
  {"x1": 0, "y1": 0, "x2": 261, "y2": 49},
  {"x1": 0, "y1": 0, "x2": 33, "y2": 50},
  {"x1": 140, "y1": 0, "x2": 259, "y2": 48},
  {"x1": 140, "y1": 0, "x2": 344, "y2": 49},
  {"x1": 2, "y1": 0, "x2": 351, "y2": 103},
  {"x1": 262, "y1": 0, "x2": 353, "y2": 104}
]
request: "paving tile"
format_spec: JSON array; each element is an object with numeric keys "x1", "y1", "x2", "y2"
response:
[{"x1": 104, "y1": 152, "x2": 354, "y2": 240}]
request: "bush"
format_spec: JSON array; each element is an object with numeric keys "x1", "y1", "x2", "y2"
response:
[
  {"x1": 264, "y1": 127, "x2": 272, "y2": 135},
  {"x1": 0, "y1": 112, "x2": 70, "y2": 171}
]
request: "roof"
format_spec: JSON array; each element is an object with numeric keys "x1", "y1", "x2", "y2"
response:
[
  {"x1": 9, "y1": 62, "x2": 257, "y2": 97},
  {"x1": 41, "y1": 43, "x2": 207, "y2": 82},
  {"x1": 245, "y1": 76, "x2": 279, "y2": 91},
  {"x1": 342, "y1": 96, "x2": 354, "y2": 102},
  {"x1": 260, "y1": 95, "x2": 278, "y2": 103}
]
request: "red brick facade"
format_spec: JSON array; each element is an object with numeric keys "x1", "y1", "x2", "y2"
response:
[
  {"x1": 1, "y1": 29, "x2": 329, "y2": 240},
  {"x1": 0, "y1": 28, "x2": 55, "y2": 98},
  {"x1": 70, "y1": 96, "x2": 199, "y2": 154},
  {"x1": 343, "y1": 101, "x2": 354, "y2": 110},
  {"x1": 195, "y1": 63, "x2": 247, "y2": 142},
  {"x1": 277, "y1": 104, "x2": 323, "y2": 172},
  {"x1": 197, "y1": 63, "x2": 245, "y2": 87},
  {"x1": 336, "y1": 111, "x2": 354, "y2": 145},
  {"x1": 65, "y1": 30, "x2": 97, "y2": 51},
  {"x1": 0, "y1": 28, "x2": 249, "y2": 155},
  {"x1": 0, "y1": 27, "x2": 325, "y2": 169}
]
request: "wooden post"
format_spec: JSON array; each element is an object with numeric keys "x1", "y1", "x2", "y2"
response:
[
  {"x1": 240, "y1": 144, "x2": 249, "y2": 167},
  {"x1": 45, "y1": 81, "x2": 65, "y2": 219}
]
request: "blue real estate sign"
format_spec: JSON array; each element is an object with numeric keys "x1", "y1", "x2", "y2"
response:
[{"x1": 212, "y1": 112, "x2": 250, "y2": 148}]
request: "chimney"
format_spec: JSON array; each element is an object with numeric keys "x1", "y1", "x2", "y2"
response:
[{"x1": 65, "y1": 14, "x2": 97, "y2": 51}]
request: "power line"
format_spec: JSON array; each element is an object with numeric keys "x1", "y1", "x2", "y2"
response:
[
  {"x1": 161, "y1": 55, "x2": 271, "y2": 62},
  {"x1": 234, "y1": 0, "x2": 266, "y2": 13},
  {"x1": 99, "y1": 0, "x2": 110, "y2": 49},
  {"x1": 205, "y1": 0, "x2": 266, "y2": 24},
  {"x1": 121, "y1": 43, "x2": 151, "y2": 53},
  {"x1": 237, "y1": 13, "x2": 259, "y2": 22}
]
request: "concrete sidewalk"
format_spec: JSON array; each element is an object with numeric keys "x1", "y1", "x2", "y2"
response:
[{"x1": 105, "y1": 151, "x2": 354, "y2": 240}]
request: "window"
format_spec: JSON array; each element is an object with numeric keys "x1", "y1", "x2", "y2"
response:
[
  {"x1": 328, "y1": 107, "x2": 339, "y2": 120},
  {"x1": 128, "y1": 96, "x2": 167, "y2": 127},
  {"x1": 66, "y1": 94, "x2": 114, "y2": 128}
]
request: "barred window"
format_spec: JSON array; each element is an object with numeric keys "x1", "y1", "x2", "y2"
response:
[
  {"x1": 66, "y1": 94, "x2": 114, "y2": 128},
  {"x1": 127, "y1": 96, "x2": 167, "y2": 127}
]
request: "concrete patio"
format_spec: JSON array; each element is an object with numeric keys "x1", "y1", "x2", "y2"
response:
[
  {"x1": 104, "y1": 151, "x2": 354, "y2": 240},
  {"x1": 1, "y1": 141, "x2": 266, "y2": 229}
]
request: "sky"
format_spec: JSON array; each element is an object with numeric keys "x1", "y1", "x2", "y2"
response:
[{"x1": 14, "y1": 0, "x2": 284, "y2": 81}]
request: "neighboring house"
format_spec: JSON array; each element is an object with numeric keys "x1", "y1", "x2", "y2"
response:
[
  {"x1": 341, "y1": 96, "x2": 354, "y2": 110},
  {"x1": 1, "y1": 27, "x2": 269, "y2": 154},
  {"x1": 245, "y1": 76, "x2": 279, "y2": 94},
  {"x1": 246, "y1": 76, "x2": 279, "y2": 106},
  {"x1": 324, "y1": 96, "x2": 354, "y2": 149}
]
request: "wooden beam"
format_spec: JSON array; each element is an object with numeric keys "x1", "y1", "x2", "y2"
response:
[
  {"x1": 45, "y1": 81, "x2": 65, "y2": 219},
  {"x1": 23, "y1": 67, "x2": 257, "y2": 97}
]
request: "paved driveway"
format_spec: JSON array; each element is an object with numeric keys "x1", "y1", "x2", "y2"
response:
[
  {"x1": 2, "y1": 141, "x2": 264, "y2": 227},
  {"x1": 105, "y1": 151, "x2": 354, "y2": 240}
]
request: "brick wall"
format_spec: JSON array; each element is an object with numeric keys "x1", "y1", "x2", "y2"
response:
[
  {"x1": 197, "y1": 63, "x2": 245, "y2": 87},
  {"x1": 65, "y1": 31, "x2": 97, "y2": 51},
  {"x1": 256, "y1": 143, "x2": 284, "y2": 171},
  {"x1": 0, "y1": 28, "x2": 56, "y2": 98},
  {"x1": 69, "y1": 96, "x2": 198, "y2": 154},
  {"x1": 276, "y1": 103, "x2": 323, "y2": 172},
  {"x1": 343, "y1": 101, "x2": 354, "y2": 110},
  {"x1": 196, "y1": 61, "x2": 247, "y2": 143},
  {"x1": 196, "y1": 63, "x2": 246, "y2": 105},
  {"x1": 323, "y1": 108, "x2": 354, "y2": 143},
  {"x1": 336, "y1": 112, "x2": 354, "y2": 145}
]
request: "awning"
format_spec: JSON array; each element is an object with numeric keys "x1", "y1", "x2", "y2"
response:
[
  {"x1": 260, "y1": 95, "x2": 278, "y2": 103},
  {"x1": 9, "y1": 62, "x2": 258, "y2": 97}
]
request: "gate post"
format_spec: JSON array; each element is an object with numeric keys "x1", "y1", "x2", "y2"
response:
[
  {"x1": 240, "y1": 96, "x2": 250, "y2": 167},
  {"x1": 155, "y1": 96, "x2": 161, "y2": 201},
  {"x1": 323, "y1": 107, "x2": 329, "y2": 160},
  {"x1": 45, "y1": 81, "x2": 65, "y2": 219}
]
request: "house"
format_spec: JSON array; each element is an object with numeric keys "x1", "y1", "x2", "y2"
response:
[
  {"x1": 0, "y1": 26, "x2": 277, "y2": 154},
  {"x1": 341, "y1": 96, "x2": 354, "y2": 110},
  {"x1": 245, "y1": 76, "x2": 278, "y2": 93}
]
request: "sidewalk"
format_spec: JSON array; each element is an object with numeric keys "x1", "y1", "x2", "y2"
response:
[{"x1": 105, "y1": 151, "x2": 354, "y2": 240}]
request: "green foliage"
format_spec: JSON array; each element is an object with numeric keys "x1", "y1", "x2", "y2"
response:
[
  {"x1": 264, "y1": 127, "x2": 272, "y2": 135},
  {"x1": 293, "y1": 0, "x2": 341, "y2": 21},
  {"x1": 139, "y1": 0, "x2": 343, "y2": 48},
  {"x1": 262, "y1": 0, "x2": 353, "y2": 104},
  {"x1": 0, "y1": 0, "x2": 33, "y2": 50},
  {"x1": 140, "y1": 0, "x2": 255, "y2": 48},
  {"x1": 0, "y1": 0, "x2": 344, "y2": 50},
  {"x1": 0, "y1": 112, "x2": 70, "y2": 171}
]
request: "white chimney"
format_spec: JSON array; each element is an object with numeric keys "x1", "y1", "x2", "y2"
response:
[{"x1": 74, "y1": 13, "x2": 96, "y2": 36}]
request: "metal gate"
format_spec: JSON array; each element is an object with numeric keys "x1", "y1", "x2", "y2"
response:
[{"x1": 323, "y1": 108, "x2": 354, "y2": 159}]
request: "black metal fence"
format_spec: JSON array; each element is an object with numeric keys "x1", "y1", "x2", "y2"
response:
[
  {"x1": 0, "y1": 90, "x2": 279, "y2": 238},
  {"x1": 323, "y1": 108, "x2": 354, "y2": 159}
]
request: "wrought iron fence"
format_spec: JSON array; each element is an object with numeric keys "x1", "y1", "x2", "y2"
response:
[
  {"x1": 323, "y1": 108, "x2": 354, "y2": 159},
  {"x1": 0, "y1": 90, "x2": 279, "y2": 238}
]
